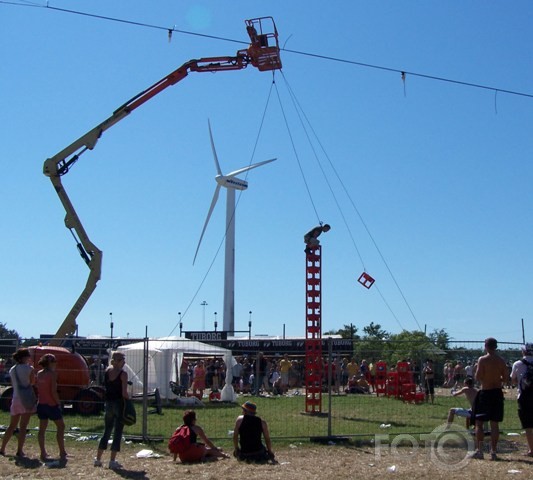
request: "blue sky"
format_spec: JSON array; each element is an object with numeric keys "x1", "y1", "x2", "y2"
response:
[{"x1": 1, "y1": 1, "x2": 532, "y2": 343}]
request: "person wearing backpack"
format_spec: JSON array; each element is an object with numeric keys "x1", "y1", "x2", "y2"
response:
[
  {"x1": 511, "y1": 343, "x2": 533, "y2": 457},
  {"x1": 169, "y1": 410, "x2": 228, "y2": 462}
]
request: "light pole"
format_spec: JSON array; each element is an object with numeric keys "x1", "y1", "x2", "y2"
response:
[
  {"x1": 201, "y1": 301, "x2": 208, "y2": 331},
  {"x1": 214, "y1": 312, "x2": 218, "y2": 332},
  {"x1": 248, "y1": 310, "x2": 252, "y2": 339},
  {"x1": 178, "y1": 311, "x2": 183, "y2": 337},
  {"x1": 109, "y1": 312, "x2": 114, "y2": 339}
]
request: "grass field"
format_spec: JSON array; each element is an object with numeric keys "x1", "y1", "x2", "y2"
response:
[
  {"x1": 1, "y1": 388, "x2": 523, "y2": 444},
  {"x1": 0, "y1": 390, "x2": 531, "y2": 479}
]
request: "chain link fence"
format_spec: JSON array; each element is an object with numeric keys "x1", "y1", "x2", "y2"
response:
[{"x1": 0, "y1": 337, "x2": 525, "y2": 442}]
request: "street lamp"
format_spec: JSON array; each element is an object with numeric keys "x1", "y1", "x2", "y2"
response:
[
  {"x1": 214, "y1": 312, "x2": 218, "y2": 332},
  {"x1": 178, "y1": 311, "x2": 182, "y2": 337},
  {"x1": 109, "y1": 312, "x2": 114, "y2": 339},
  {"x1": 248, "y1": 310, "x2": 252, "y2": 339}
]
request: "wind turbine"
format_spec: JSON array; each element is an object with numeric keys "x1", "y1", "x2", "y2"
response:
[{"x1": 193, "y1": 120, "x2": 276, "y2": 334}]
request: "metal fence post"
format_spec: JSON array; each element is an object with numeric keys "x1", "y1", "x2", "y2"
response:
[
  {"x1": 327, "y1": 336, "x2": 333, "y2": 437},
  {"x1": 142, "y1": 329, "x2": 149, "y2": 440}
]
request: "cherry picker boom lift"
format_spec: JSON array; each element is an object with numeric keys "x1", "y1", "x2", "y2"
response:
[{"x1": 43, "y1": 18, "x2": 281, "y2": 345}]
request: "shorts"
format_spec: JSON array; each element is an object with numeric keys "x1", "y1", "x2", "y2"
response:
[
  {"x1": 281, "y1": 372, "x2": 289, "y2": 386},
  {"x1": 451, "y1": 407, "x2": 471, "y2": 418},
  {"x1": 472, "y1": 388, "x2": 504, "y2": 423},
  {"x1": 37, "y1": 403, "x2": 63, "y2": 421},
  {"x1": 179, "y1": 443, "x2": 206, "y2": 463},
  {"x1": 518, "y1": 392, "x2": 533, "y2": 429}
]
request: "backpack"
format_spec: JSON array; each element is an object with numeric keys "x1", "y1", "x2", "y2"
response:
[
  {"x1": 168, "y1": 425, "x2": 191, "y2": 455},
  {"x1": 520, "y1": 359, "x2": 533, "y2": 393}
]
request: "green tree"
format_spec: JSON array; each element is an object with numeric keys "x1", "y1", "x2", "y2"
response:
[
  {"x1": 363, "y1": 322, "x2": 389, "y2": 340},
  {"x1": 354, "y1": 323, "x2": 391, "y2": 362},
  {"x1": 428, "y1": 328, "x2": 451, "y2": 350},
  {"x1": 387, "y1": 330, "x2": 435, "y2": 363},
  {"x1": 324, "y1": 324, "x2": 359, "y2": 340},
  {"x1": 0, "y1": 322, "x2": 20, "y2": 341}
]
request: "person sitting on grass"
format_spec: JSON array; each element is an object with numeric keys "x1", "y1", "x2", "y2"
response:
[
  {"x1": 233, "y1": 401, "x2": 275, "y2": 463},
  {"x1": 447, "y1": 376, "x2": 478, "y2": 429},
  {"x1": 345, "y1": 375, "x2": 370, "y2": 394},
  {"x1": 176, "y1": 410, "x2": 229, "y2": 463}
]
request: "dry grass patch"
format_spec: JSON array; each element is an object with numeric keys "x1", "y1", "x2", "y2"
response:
[{"x1": 0, "y1": 436, "x2": 532, "y2": 479}]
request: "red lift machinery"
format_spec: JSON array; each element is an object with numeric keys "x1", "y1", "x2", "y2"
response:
[{"x1": 42, "y1": 17, "x2": 281, "y2": 345}]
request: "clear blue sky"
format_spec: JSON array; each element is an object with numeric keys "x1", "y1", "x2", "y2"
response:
[{"x1": 1, "y1": 1, "x2": 532, "y2": 343}]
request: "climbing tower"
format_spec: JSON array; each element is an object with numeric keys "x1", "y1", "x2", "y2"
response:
[{"x1": 304, "y1": 245, "x2": 323, "y2": 413}]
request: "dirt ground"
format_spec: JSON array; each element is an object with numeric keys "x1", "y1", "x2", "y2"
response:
[{"x1": 0, "y1": 436, "x2": 532, "y2": 480}]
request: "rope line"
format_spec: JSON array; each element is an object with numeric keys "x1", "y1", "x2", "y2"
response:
[
  {"x1": 280, "y1": 71, "x2": 366, "y2": 270},
  {"x1": 3, "y1": 1, "x2": 533, "y2": 101},
  {"x1": 279, "y1": 71, "x2": 422, "y2": 332},
  {"x1": 274, "y1": 81, "x2": 321, "y2": 224}
]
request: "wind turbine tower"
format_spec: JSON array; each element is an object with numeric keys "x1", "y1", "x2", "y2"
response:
[{"x1": 194, "y1": 120, "x2": 276, "y2": 334}]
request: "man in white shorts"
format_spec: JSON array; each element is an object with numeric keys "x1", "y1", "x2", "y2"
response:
[{"x1": 447, "y1": 376, "x2": 478, "y2": 428}]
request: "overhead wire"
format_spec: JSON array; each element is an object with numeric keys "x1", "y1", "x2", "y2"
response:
[
  {"x1": 3, "y1": 1, "x2": 524, "y2": 335},
  {"x1": 3, "y1": 0, "x2": 533, "y2": 101},
  {"x1": 23, "y1": 0, "x2": 423, "y2": 333}
]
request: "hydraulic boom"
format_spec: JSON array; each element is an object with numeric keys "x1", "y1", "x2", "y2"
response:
[{"x1": 43, "y1": 18, "x2": 281, "y2": 344}]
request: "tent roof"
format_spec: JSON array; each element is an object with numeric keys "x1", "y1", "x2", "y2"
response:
[{"x1": 117, "y1": 336, "x2": 231, "y2": 356}]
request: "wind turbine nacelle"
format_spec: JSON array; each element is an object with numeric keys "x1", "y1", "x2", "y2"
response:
[{"x1": 217, "y1": 176, "x2": 248, "y2": 191}]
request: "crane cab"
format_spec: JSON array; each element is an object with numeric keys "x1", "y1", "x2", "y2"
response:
[{"x1": 245, "y1": 17, "x2": 282, "y2": 71}]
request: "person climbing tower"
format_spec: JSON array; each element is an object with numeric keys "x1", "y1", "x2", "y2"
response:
[{"x1": 304, "y1": 224, "x2": 331, "y2": 254}]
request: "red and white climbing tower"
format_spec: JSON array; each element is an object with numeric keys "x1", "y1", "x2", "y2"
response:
[{"x1": 304, "y1": 245, "x2": 323, "y2": 413}]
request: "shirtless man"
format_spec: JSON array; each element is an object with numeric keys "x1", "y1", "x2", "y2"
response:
[
  {"x1": 447, "y1": 376, "x2": 477, "y2": 428},
  {"x1": 470, "y1": 337, "x2": 509, "y2": 460}
]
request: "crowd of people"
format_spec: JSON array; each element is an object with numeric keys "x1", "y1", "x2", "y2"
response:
[
  {"x1": 176, "y1": 353, "x2": 383, "y2": 397},
  {"x1": 2, "y1": 338, "x2": 533, "y2": 467},
  {"x1": 0, "y1": 348, "x2": 276, "y2": 469}
]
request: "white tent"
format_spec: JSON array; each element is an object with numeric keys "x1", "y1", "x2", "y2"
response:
[{"x1": 117, "y1": 337, "x2": 236, "y2": 400}]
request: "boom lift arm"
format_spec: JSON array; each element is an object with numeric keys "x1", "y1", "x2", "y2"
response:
[{"x1": 43, "y1": 17, "x2": 281, "y2": 343}]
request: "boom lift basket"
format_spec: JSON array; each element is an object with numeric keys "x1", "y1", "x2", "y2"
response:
[{"x1": 245, "y1": 17, "x2": 282, "y2": 71}]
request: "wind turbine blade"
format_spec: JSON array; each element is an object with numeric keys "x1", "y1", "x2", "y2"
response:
[
  {"x1": 193, "y1": 184, "x2": 221, "y2": 265},
  {"x1": 208, "y1": 119, "x2": 222, "y2": 176},
  {"x1": 226, "y1": 158, "x2": 277, "y2": 178}
]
